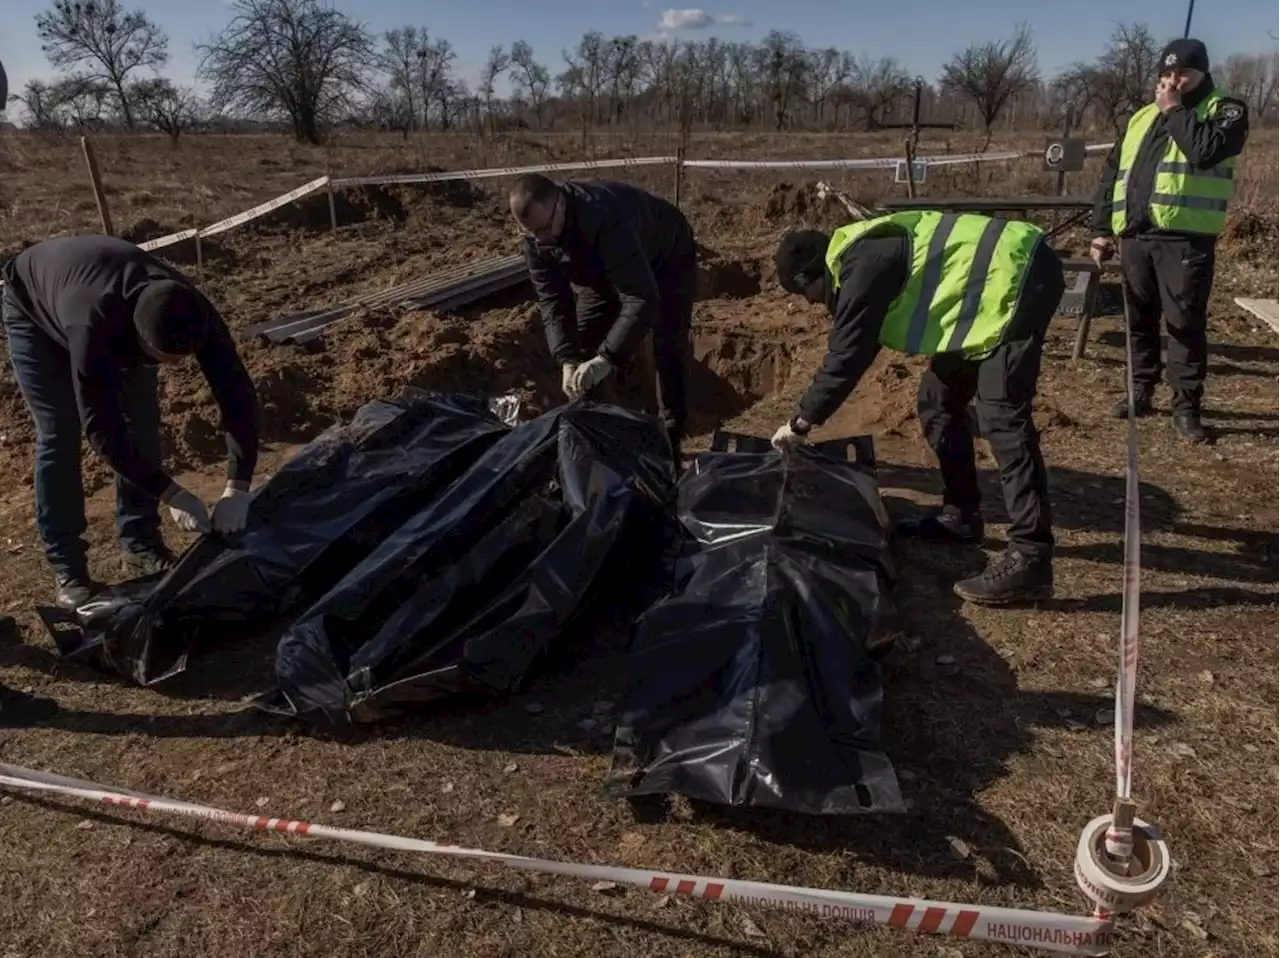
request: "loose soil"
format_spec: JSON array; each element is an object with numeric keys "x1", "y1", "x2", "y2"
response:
[{"x1": 0, "y1": 130, "x2": 1275, "y2": 958}]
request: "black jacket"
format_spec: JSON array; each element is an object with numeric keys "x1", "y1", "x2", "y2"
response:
[
  {"x1": 521, "y1": 180, "x2": 694, "y2": 365},
  {"x1": 2, "y1": 235, "x2": 258, "y2": 498},
  {"x1": 796, "y1": 226, "x2": 1062, "y2": 426},
  {"x1": 796, "y1": 229, "x2": 908, "y2": 426},
  {"x1": 1091, "y1": 74, "x2": 1249, "y2": 239}
]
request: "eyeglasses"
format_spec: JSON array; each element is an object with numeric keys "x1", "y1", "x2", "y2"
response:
[{"x1": 521, "y1": 194, "x2": 563, "y2": 245}]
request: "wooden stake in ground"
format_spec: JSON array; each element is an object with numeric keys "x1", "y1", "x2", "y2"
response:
[
  {"x1": 80, "y1": 136, "x2": 114, "y2": 236},
  {"x1": 673, "y1": 148, "x2": 685, "y2": 209},
  {"x1": 903, "y1": 138, "x2": 917, "y2": 199}
]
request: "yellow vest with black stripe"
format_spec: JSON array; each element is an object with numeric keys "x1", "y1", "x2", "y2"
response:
[
  {"x1": 1111, "y1": 89, "x2": 1236, "y2": 236},
  {"x1": 826, "y1": 212, "x2": 1043, "y2": 358}
]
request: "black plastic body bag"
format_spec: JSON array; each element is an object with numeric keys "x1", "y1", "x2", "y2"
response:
[
  {"x1": 268, "y1": 402, "x2": 676, "y2": 724},
  {"x1": 602, "y1": 434, "x2": 906, "y2": 815},
  {"x1": 40, "y1": 390, "x2": 512, "y2": 685}
]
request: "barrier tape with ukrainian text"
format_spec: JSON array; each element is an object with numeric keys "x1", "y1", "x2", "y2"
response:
[{"x1": 0, "y1": 763, "x2": 1115, "y2": 957}]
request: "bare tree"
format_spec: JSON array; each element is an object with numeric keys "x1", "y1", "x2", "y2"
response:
[
  {"x1": 808, "y1": 47, "x2": 851, "y2": 124},
  {"x1": 197, "y1": 0, "x2": 373, "y2": 144},
  {"x1": 380, "y1": 27, "x2": 429, "y2": 132},
  {"x1": 419, "y1": 37, "x2": 458, "y2": 130},
  {"x1": 1223, "y1": 51, "x2": 1279, "y2": 123},
  {"x1": 50, "y1": 74, "x2": 112, "y2": 129},
  {"x1": 35, "y1": 0, "x2": 168, "y2": 130},
  {"x1": 478, "y1": 44, "x2": 510, "y2": 134},
  {"x1": 847, "y1": 56, "x2": 911, "y2": 130},
  {"x1": 1059, "y1": 23, "x2": 1161, "y2": 134},
  {"x1": 131, "y1": 77, "x2": 199, "y2": 144},
  {"x1": 941, "y1": 23, "x2": 1039, "y2": 143},
  {"x1": 509, "y1": 41, "x2": 550, "y2": 127},
  {"x1": 8, "y1": 80, "x2": 65, "y2": 130},
  {"x1": 756, "y1": 31, "x2": 808, "y2": 129}
]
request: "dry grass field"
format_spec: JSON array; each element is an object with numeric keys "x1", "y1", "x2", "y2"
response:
[{"x1": 0, "y1": 128, "x2": 1276, "y2": 958}]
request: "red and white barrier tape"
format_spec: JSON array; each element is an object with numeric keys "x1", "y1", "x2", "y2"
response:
[
  {"x1": 0, "y1": 763, "x2": 1114, "y2": 956},
  {"x1": 1069, "y1": 280, "x2": 1172, "y2": 921}
]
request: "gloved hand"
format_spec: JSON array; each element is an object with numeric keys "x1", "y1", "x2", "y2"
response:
[
  {"x1": 561, "y1": 362, "x2": 580, "y2": 399},
  {"x1": 571, "y1": 356, "x2": 613, "y2": 396},
  {"x1": 211, "y1": 486, "x2": 252, "y2": 534},
  {"x1": 164, "y1": 485, "x2": 211, "y2": 533},
  {"x1": 771, "y1": 420, "x2": 809, "y2": 454}
]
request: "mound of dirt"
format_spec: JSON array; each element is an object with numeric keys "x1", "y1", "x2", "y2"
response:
[
  {"x1": 120, "y1": 217, "x2": 235, "y2": 268},
  {"x1": 402, "y1": 168, "x2": 488, "y2": 210},
  {"x1": 1220, "y1": 209, "x2": 1279, "y2": 262},
  {"x1": 764, "y1": 181, "x2": 822, "y2": 220},
  {"x1": 255, "y1": 185, "x2": 409, "y2": 235}
]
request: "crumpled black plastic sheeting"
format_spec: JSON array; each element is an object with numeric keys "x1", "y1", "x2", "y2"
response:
[
  {"x1": 602, "y1": 437, "x2": 906, "y2": 815},
  {"x1": 42, "y1": 389, "x2": 514, "y2": 686},
  {"x1": 268, "y1": 402, "x2": 677, "y2": 724}
]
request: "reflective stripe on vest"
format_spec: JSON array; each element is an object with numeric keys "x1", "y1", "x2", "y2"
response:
[
  {"x1": 1111, "y1": 89, "x2": 1237, "y2": 236},
  {"x1": 825, "y1": 211, "x2": 1043, "y2": 358}
]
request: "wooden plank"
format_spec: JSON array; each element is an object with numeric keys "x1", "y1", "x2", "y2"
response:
[{"x1": 1233, "y1": 297, "x2": 1280, "y2": 334}]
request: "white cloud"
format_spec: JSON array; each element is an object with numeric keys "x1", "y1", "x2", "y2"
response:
[{"x1": 658, "y1": 8, "x2": 753, "y2": 31}]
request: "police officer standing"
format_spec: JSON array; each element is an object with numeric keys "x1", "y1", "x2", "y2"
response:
[
  {"x1": 508, "y1": 174, "x2": 697, "y2": 456},
  {"x1": 771, "y1": 213, "x2": 1065, "y2": 605},
  {"x1": 2, "y1": 235, "x2": 259, "y2": 610},
  {"x1": 1090, "y1": 38, "x2": 1248, "y2": 442}
]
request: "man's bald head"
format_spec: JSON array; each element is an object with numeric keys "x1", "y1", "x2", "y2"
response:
[{"x1": 510, "y1": 173, "x2": 566, "y2": 244}]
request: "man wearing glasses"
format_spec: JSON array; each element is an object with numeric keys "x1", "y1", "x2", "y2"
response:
[{"x1": 508, "y1": 174, "x2": 696, "y2": 457}]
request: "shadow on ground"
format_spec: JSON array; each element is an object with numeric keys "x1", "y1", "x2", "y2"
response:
[
  {"x1": 1095, "y1": 329, "x2": 1278, "y2": 366},
  {"x1": 882, "y1": 461, "x2": 1279, "y2": 591}
]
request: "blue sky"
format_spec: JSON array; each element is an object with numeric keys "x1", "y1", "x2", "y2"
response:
[{"x1": 2, "y1": 0, "x2": 1275, "y2": 105}]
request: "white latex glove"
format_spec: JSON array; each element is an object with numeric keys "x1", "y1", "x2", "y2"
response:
[
  {"x1": 561, "y1": 362, "x2": 580, "y2": 399},
  {"x1": 571, "y1": 356, "x2": 613, "y2": 396},
  {"x1": 211, "y1": 486, "x2": 252, "y2": 534},
  {"x1": 771, "y1": 421, "x2": 808, "y2": 454},
  {"x1": 165, "y1": 485, "x2": 211, "y2": 533}
]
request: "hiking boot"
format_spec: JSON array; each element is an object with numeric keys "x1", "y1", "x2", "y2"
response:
[
  {"x1": 1171, "y1": 410, "x2": 1209, "y2": 443},
  {"x1": 53, "y1": 570, "x2": 97, "y2": 612},
  {"x1": 0, "y1": 684, "x2": 59, "y2": 727},
  {"x1": 1110, "y1": 389, "x2": 1154, "y2": 419},
  {"x1": 953, "y1": 548, "x2": 1054, "y2": 605},
  {"x1": 120, "y1": 543, "x2": 177, "y2": 577},
  {"x1": 895, "y1": 506, "x2": 984, "y2": 544}
]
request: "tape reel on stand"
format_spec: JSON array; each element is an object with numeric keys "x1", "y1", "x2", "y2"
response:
[{"x1": 1074, "y1": 814, "x2": 1171, "y2": 915}]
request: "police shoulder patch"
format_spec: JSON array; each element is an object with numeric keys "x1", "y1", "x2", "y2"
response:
[{"x1": 1217, "y1": 100, "x2": 1246, "y2": 124}]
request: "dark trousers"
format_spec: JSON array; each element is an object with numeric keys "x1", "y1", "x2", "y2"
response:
[
  {"x1": 1120, "y1": 236, "x2": 1215, "y2": 412},
  {"x1": 916, "y1": 245, "x2": 1064, "y2": 558},
  {"x1": 574, "y1": 252, "x2": 696, "y2": 437},
  {"x1": 2, "y1": 299, "x2": 164, "y2": 575}
]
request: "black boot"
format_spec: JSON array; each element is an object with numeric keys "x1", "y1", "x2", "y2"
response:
[
  {"x1": 895, "y1": 505, "x2": 984, "y2": 544},
  {"x1": 1171, "y1": 409, "x2": 1209, "y2": 443},
  {"x1": 1110, "y1": 388, "x2": 1154, "y2": 419},
  {"x1": 120, "y1": 543, "x2": 177, "y2": 577},
  {"x1": 53, "y1": 568, "x2": 97, "y2": 612},
  {"x1": 953, "y1": 548, "x2": 1054, "y2": 605}
]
